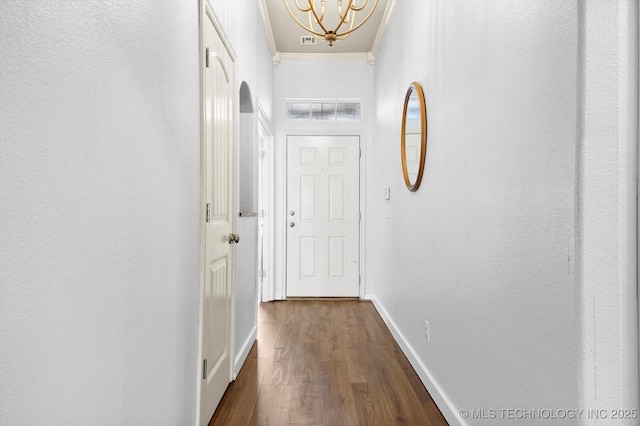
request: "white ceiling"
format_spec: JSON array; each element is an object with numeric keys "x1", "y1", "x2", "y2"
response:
[{"x1": 260, "y1": 0, "x2": 392, "y2": 57}]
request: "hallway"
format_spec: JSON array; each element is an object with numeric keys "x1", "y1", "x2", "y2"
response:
[
  {"x1": 210, "y1": 300, "x2": 448, "y2": 425},
  {"x1": 1, "y1": 2, "x2": 638, "y2": 424}
]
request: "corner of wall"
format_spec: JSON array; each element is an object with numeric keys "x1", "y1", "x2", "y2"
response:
[
  {"x1": 234, "y1": 325, "x2": 258, "y2": 379},
  {"x1": 576, "y1": 0, "x2": 639, "y2": 415}
]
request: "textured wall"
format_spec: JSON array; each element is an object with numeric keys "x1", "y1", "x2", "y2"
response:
[
  {"x1": 370, "y1": 0, "x2": 579, "y2": 424},
  {"x1": 577, "y1": 0, "x2": 639, "y2": 417},
  {"x1": 369, "y1": 1, "x2": 638, "y2": 425},
  {"x1": 0, "y1": 1, "x2": 201, "y2": 424}
]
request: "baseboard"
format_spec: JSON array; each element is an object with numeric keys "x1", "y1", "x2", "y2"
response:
[
  {"x1": 360, "y1": 293, "x2": 373, "y2": 301},
  {"x1": 234, "y1": 325, "x2": 257, "y2": 379},
  {"x1": 370, "y1": 296, "x2": 464, "y2": 426}
]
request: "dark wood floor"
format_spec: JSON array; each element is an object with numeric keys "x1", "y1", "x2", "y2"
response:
[{"x1": 210, "y1": 300, "x2": 448, "y2": 426}]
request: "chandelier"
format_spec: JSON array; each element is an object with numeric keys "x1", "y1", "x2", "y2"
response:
[{"x1": 283, "y1": 0, "x2": 379, "y2": 46}]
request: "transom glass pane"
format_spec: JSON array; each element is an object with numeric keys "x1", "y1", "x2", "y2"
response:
[
  {"x1": 285, "y1": 100, "x2": 361, "y2": 121},
  {"x1": 311, "y1": 102, "x2": 336, "y2": 120},
  {"x1": 336, "y1": 102, "x2": 360, "y2": 121},
  {"x1": 286, "y1": 102, "x2": 311, "y2": 120}
]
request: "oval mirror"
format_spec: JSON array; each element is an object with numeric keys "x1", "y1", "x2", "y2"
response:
[{"x1": 401, "y1": 82, "x2": 427, "y2": 191}]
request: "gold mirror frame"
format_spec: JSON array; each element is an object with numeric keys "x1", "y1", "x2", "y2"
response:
[{"x1": 401, "y1": 82, "x2": 427, "y2": 192}]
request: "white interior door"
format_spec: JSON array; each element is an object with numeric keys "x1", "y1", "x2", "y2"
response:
[
  {"x1": 198, "y1": 6, "x2": 235, "y2": 426},
  {"x1": 286, "y1": 135, "x2": 360, "y2": 297}
]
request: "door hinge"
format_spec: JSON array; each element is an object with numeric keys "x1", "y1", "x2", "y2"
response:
[
  {"x1": 202, "y1": 359, "x2": 207, "y2": 380},
  {"x1": 206, "y1": 203, "x2": 211, "y2": 222},
  {"x1": 359, "y1": 211, "x2": 362, "y2": 221},
  {"x1": 359, "y1": 148, "x2": 362, "y2": 158},
  {"x1": 259, "y1": 269, "x2": 267, "y2": 278},
  {"x1": 260, "y1": 150, "x2": 267, "y2": 159},
  {"x1": 205, "y1": 47, "x2": 210, "y2": 68},
  {"x1": 359, "y1": 275, "x2": 362, "y2": 286}
]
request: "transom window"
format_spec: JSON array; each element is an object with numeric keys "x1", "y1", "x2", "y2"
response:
[{"x1": 285, "y1": 99, "x2": 362, "y2": 121}]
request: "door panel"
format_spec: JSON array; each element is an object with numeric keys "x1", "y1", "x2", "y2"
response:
[
  {"x1": 300, "y1": 176, "x2": 317, "y2": 221},
  {"x1": 286, "y1": 136, "x2": 360, "y2": 297},
  {"x1": 204, "y1": 258, "x2": 228, "y2": 371},
  {"x1": 199, "y1": 6, "x2": 235, "y2": 426},
  {"x1": 329, "y1": 237, "x2": 346, "y2": 278},
  {"x1": 329, "y1": 176, "x2": 346, "y2": 221}
]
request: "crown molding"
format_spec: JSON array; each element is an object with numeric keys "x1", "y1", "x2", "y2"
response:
[
  {"x1": 258, "y1": 0, "x2": 278, "y2": 57},
  {"x1": 371, "y1": 0, "x2": 396, "y2": 56},
  {"x1": 273, "y1": 52, "x2": 282, "y2": 67},
  {"x1": 277, "y1": 52, "x2": 372, "y2": 63},
  {"x1": 367, "y1": 51, "x2": 375, "y2": 67}
]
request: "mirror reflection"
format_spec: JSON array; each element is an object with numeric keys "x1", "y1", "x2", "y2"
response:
[{"x1": 401, "y1": 82, "x2": 427, "y2": 191}]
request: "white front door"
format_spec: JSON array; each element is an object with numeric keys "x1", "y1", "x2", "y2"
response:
[
  {"x1": 198, "y1": 5, "x2": 235, "y2": 426},
  {"x1": 286, "y1": 135, "x2": 360, "y2": 297}
]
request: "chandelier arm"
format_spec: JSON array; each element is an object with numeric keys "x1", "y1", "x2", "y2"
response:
[
  {"x1": 337, "y1": 0, "x2": 351, "y2": 21},
  {"x1": 336, "y1": 11, "x2": 356, "y2": 40},
  {"x1": 339, "y1": 0, "x2": 353, "y2": 20},
  {"x1": 284, "y1": 0, "x2": 327, "y2": 37},
  {"x1": 334, "y1": 0, "x2": 378, "y2": 37},
  {"x1": 293, "y1": 0, "x2": 313, "y2": 12},
  {"x1": 348, "y1": 0, "x2": 368, "y2": 12},
  {"x1": 334, "y1": 0, "x2": 354, "y2": 33},
  {"x1": 317, "y1": 0, "x2": 325, "y2": 22},
  {"x1": 301, "y1": 0, "x2": 324, "y2": 22},
  {"x1": 309, "y1": 2, "x2": 331, "y2": 34},
  {"x1": 307, "y1": 8, "x2": 328, "y2": 36}
]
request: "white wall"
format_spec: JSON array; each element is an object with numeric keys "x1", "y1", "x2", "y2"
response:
[
  {"x1": 0, "y1": 0, "x2": 275, "y2": 423},
  {"x1": 0, "y1": 1, "x2": 200, "y2": 425},
  {"x1": 577, "y1": 0, "x2": 639, "y2": 417},
  {"x1": 273, "y1": 59, "x2": 374, "y2": 299},
  {"x1": 206, "y1": 0, "x2": 274, "y2": 373},
  {"x1": 369, "y1": 1, "x2": 638, "y2": 425}
]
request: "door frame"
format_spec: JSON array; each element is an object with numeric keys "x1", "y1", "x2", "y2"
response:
[
  {"x1": 257, "y1": 101, "x2": 276, "y2": 302},
  {"x1": 276, "y1": 132, "x2": 368, "y2": 300},
  {"x1": 196, "y1": 2, "x2": 237, "y2": 424}
]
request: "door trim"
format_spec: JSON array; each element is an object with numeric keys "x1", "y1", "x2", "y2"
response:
[
  {"x1": 257, "y1": 101, "x2": 275, "y2": 302},
  {"x1": 196, "y1": 2, "x2": 237, "y2": 425}
]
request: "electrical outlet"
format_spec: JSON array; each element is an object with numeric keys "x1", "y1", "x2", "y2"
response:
[{"x1": 424, "y1": 320, "x2": 430, "y2": 342}]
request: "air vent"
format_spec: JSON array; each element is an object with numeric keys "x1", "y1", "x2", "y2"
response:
[{"x1": 299, "y1": 36, "x2": 317, "y2": 46}]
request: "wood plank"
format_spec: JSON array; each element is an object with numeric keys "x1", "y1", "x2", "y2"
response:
[
  {"x1": 289, "y1": 325, "x2": 325, "y2": 424},
  {"x1": 251, "y1": 383, "x2": 293, "y2": 425},
  {"x1": 351, "y1": 381, "x2": 399, "y2": 425},
  {"x1": 209, "y1": 344, "x2": 268, "y2": 426},
  {"x1": 393, "y1": 347, "x2": 449, "y2": 426},
  {"x1": 209, "y1": 300, "x2": 449, "y2": 426},
  {"x1": 321, "y1": 360, "x2": 359, "y2": 426}
]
